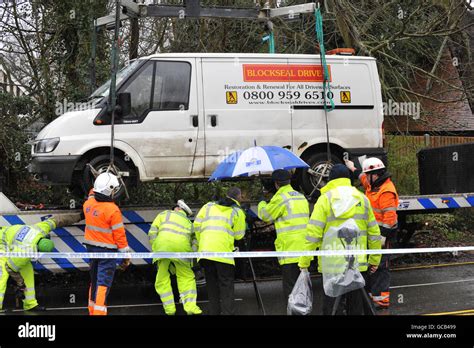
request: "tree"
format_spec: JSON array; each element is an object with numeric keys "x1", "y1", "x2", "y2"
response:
[
  {"x1": 0, "y1": 91, "x2": 34, "y2": 195},
  {"x1": 0, "y1": 0, "x2": 110, "y2": 124}
]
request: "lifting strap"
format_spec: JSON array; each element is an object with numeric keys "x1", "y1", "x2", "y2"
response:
[
  {"x1": 315, "y1": 6, "x2": 335, "y2": 112},
  {"x1": 315, "y1": 5, "x2": 333, "y2": 166},
  {"x1": 306, "y1": 4, "x2": 335, "y2": 199},
  {"x1": 262, "y1": 33, "x2": 275, "y2": 53}
]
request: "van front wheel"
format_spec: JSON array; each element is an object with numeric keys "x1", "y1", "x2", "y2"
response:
[
  {"x1": 298, "y1": 152, "x2": 342, "y2": 200},
  {"x1": 81, "y1": 155, "x2": 133, "y2": 199}
]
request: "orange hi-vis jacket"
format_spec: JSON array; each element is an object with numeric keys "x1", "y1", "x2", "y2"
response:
[
  {"x1": 83, "y1": 194, "x2": 129, "y2": 251},
  {"x1": 360, "y1": 174, "x2": 399, "y2": 230}
]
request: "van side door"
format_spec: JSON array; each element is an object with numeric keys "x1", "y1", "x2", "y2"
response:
[{"x1": 201, "y1": 57, "x2": 292, "y2": 176}]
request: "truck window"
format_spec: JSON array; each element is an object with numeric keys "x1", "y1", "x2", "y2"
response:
[
  {"x1": 121, "y1": 62, "x2": 154, "y2": 121},
  {"x1": 118, "y1": 60, "x2": 191, "y2": 122},
  {"x1": 152, "y1": 61, "x2": 191, "y2": 111},
  {"x1": 89, "y1": 59, "x2": 143, "y2": 101}
]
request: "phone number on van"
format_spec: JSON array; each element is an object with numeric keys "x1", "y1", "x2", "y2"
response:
[{"x1": 242, "y1": 90, "x2": 335, "y2": 103}]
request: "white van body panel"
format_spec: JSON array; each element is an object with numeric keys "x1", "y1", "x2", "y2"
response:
[
  {"x1": 30, "y1": 53, "x2": 384, "y2": 186},
  {"x1": 33, "y1": 109, "x2": 149, "y2": 181},
  {"x1": 36, "y1": 108, "x2": 101, "y2": 140}
]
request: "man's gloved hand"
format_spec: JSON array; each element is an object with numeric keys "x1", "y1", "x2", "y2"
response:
[
  {"x1": 245, "y1": 208, "x2": 259, "y2": 224},
  {"x1": 380, "y1": 226, "x2": 397, "y2": 238},
  {"x1": 344, "y1": 159, "x2": 356, "y2": 172},
  {"x1": 51, "y1": 213, "x2": 83, "y2": 228},
  {"x1": 369, "y1": 265, "x2": 378, "y2": 274},
  {"x1": 15, "y1": 284, "x2": 26, "y2": 300},
  {"x1": 261, "y1": 189, "x2": 274, "y2": 202},
  {"x1": 117, "y1": 258, "x2": 131, "y2": 271},
  {"x1": 300, "y1": 268, "x2": 309, "y2": 273}
]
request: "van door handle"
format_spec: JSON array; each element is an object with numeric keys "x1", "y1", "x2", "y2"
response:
[
  {"x1": 191, "y1": 115, "x2": 198, "y2": 127},
  {"x1": 209, "y1": 115, "x2": 217, "y2": 127}
]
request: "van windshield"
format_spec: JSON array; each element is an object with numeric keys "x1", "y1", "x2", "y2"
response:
[{"x1": 88, "y1": 59, "x2": 144, "y2": 101}]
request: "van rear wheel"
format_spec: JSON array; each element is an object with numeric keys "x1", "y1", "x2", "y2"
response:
[
  {"x1": 81, "y1": 155, "x2": 133, "y2": 199},
  {"x1": 298, "y1": 152, "x2": 342, "y2": 200}
]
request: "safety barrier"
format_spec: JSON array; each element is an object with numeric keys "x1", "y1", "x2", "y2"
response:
[
  {"x1": 398, "y1": 193, "x2": 474, "y2": 211},
  {"x1": 0, "y1": 209, "x2": 157, "y2": 271}
]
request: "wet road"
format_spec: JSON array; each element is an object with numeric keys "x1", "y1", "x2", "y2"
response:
[{"x1": 3, "y1": 262, "x2": 474, "y2": 316}]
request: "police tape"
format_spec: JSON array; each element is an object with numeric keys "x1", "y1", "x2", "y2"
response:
[{"x1": 1, "y1": 246, "x2": 474, "y2": 259}]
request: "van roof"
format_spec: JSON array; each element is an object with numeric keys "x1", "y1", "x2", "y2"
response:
[{"x1": 141, "y1": 52, "x2": 376, "y2": 61}]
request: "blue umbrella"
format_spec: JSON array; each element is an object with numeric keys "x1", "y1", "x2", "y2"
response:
[{"x1": 209, "y1": 146, "x2": 309, "y2": 181}]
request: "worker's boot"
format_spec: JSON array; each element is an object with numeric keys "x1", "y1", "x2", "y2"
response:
[
  {"x1": 25, "y1": 305, "x2": 47, "y2": 314},
  {"x1": 163, "y1": 304, "x2": 176, "y2": 316},
  {"x1": 185, "y1": 305, "x2": 202, "y2": 315},
  {"x1": 372, "y1": 292, "x2": 390, "y2": 309}
]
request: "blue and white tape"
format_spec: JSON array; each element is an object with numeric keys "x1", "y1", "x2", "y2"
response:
[
  {"x1": 398, "y1": 193, "x2": 474, "y2": 211},
  {"x1": 1, "y1": 246, "x2": 474, "y2": 260}
]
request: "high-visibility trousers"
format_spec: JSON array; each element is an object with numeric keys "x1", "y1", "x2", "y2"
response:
[
  {"x1": 87, "y1": 245, "x2": 117, "y2": 316},
  {"x1": 155, "y1": 258, "x2": 201, "y2": 315},
  {"x1": 0, "y1": 258, "x2": 8, "y2": 310},
  {"x1": 369, "y1": 234, "x2": 396, "y2": 308},
  {"x1": 0, "y1": 258, "x2": 38, "y2": 310}
]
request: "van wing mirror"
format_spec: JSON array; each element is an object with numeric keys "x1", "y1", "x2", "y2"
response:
[{"x1": 116, "y1": 92, "x2": 131, "y2": 118}]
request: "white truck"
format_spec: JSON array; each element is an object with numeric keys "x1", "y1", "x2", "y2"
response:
[{"x1": 28, "y1": 53, "x2": 385, "y2": 195}]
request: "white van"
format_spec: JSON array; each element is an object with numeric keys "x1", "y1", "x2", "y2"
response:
[{"x1": 29, "y1": 53, "x2": 385, "y2": 196}]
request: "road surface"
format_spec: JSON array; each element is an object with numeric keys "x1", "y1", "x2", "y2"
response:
[{"x1": 2, "y1": 262, "x2": 473, "y2": 316}]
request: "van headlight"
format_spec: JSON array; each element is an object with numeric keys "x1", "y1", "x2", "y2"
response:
[{"x1": 34, "y1": 138, "x2": 60, "y2": 153}]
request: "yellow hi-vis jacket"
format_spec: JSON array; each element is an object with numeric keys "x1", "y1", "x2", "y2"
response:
[
  {"x1": 148, "y1": 210, "x2": 196, "y2": 264},
  {"x1": 298, "y1": 178, "x2": 382, "y2": 271},
  {"x1": 1, "y1": 219, "x2": 56, "y2": 271},
  {"x1": 193, "y1": 199, "x2": 246, "y2": 265},
  {"x1": 258, "y1": 184, "x2": 309, "y2": 265}
]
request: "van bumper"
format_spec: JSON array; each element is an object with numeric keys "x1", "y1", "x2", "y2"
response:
[{"x1": 28, "y1": 155, "x2": 81, "y2": 184}]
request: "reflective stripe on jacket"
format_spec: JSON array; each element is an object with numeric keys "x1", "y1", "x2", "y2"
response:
[
  {"x1": 257, "y1": 184, "x2": 309, "y2": 265},
  {"x1": 83, "y1": 196, "x2": 128, "y2": 251},
  {"x1": 3, "y1": 220, "x2": 56, "y2": 271},
  {"x1": 360, "y1": 174, "x2": 399, "y2": 229},
  {"x1": 193, "y1": 200, "x2": 246, "y2": 265},
  {"x1": 149, "y1": 210, "x2": 194, "y2": 263},
  {"x1": 299, "y1": 178, "x2": 382, "y2": 272}
]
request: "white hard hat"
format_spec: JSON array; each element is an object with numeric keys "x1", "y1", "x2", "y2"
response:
[
  {"x1": 177, "y1": 199, "x2": 193, "y2": 216},
  {"x1": 93, "y1": 173, "x2": 120, "y2": 197},
  {"x1": 362, "y1": 157, "x2": 386, "y2": 173}
]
